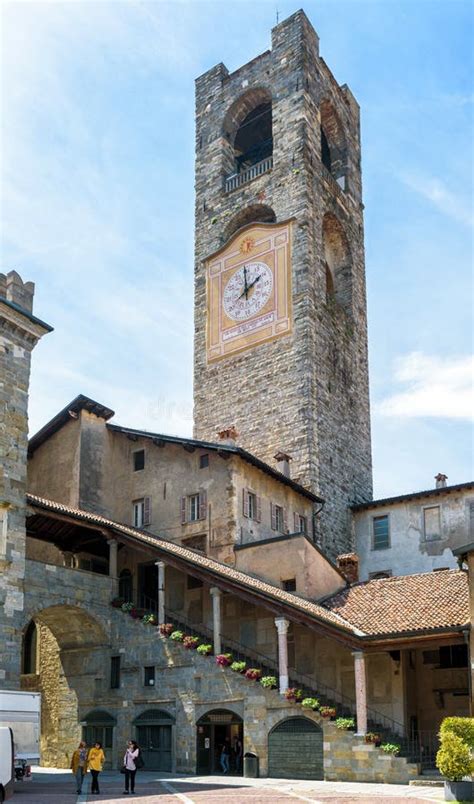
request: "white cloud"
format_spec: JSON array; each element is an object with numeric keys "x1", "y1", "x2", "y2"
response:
[
  {"x1": 377, "y1": 352, "x2": 474, "y2": 421},
  {"x1": 399, "y1": 173, "x2": 473, "y2": 228}
]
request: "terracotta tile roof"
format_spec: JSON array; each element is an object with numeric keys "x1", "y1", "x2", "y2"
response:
[
  {"x1": 324, "y1": 570, "x2": 469, "y2": 637},
  {"x1": 26, "y1": 494, "x2": 356, "y2": 637}
]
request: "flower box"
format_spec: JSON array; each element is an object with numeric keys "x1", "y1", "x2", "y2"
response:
[
  {"x1": 159, "y1": 623, "x2": 174, "y2": 637},
  {"x1": 260, "y1": 676, "x2": 277, "y2": 689},
  {"x1": 335, "y1": 717, "x2": 355, "y2": 731},
  {"x1": 170, "y1": 630, "x2": 184, "y2": 642},
  {"x1": 215, "y1": 653, "x2": 233, "y2": 667},
  {"x1": 301, "y1": 698, "x2": 320, "y2": 711},
  {"x1": 230, "y1": 661, "x2": 247, "y2": 674},
  {"x1": 245, "y1": 668, "x2": 262, "y2": 681},
  {"x1": 197, "y1": 643, "x2": 213, "y2": 656},
  {"x1": 284, "y1": 687, "x2": 303, "y2": 703},
  {"x1": 365, "y1": 732, "x2": 381, "y2": 746},
  {"x1": 183, "y1": 636, "x2": 200, "y2": 650},
  {"x1": 319, "y1": 706, "x2": 336, "y2": 719}
]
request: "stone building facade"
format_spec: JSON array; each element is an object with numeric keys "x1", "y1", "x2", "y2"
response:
[
  {"x1": 0, "y1": 271, "x2": 52, "y2": 686},
  {"x1": 353, "y1": 480, "x2": 474, "y2": 581},
  {"x1": 193, "y1": 10, "x2": 372, "y2": 559}
]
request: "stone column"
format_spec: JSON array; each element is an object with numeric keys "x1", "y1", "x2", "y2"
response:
[
  {"x1": 155, "y1": 561, "x2": 166, "y2": 625},
  {"x1": 353, "y1": 651, "x2": 368, "y2": 735},
  {"x1": 210, "y1": 587, "x2": 222, "y2": 655},
  {"x1": 275, "y1": 617, "x2": 290, "y2": 694},
  {"x1": 107, "y1": 539, "x2": 118, "y2": 595}
]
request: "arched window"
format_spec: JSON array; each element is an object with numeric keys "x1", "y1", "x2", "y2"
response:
[
  {"x1": 22, "y1": 620, "x2": 37, "y2": 675},
  {"x1": 119, "y1": 569, "x2": 133, "y2": 602},
  {"x1": 82, "y1": 710, "x2": 116, "y2": 752},
  {"x1": 223, "y1": 204, "x2": 276, "y2": 242},
  {"x1": 322, "y1": 213, "x2": 352, "y2": 314},
  {"x1": 320, "y1": 100, "x2": 347, "y2": 188},
  {"x1": 222, "y1": 88, "x2": 273, "y2": 184}
]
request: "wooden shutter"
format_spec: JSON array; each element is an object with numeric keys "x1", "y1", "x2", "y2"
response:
[
  {"x1": 199, "y1": 490, "x2": 207, "y2": 520},
  {"x1": 271, "y1": 503, "x2": 277, "y2": 531},
  {"x1": 180, "y1": 496, "x2": 187, "y2": 524},
  {"x1": 143, "y1": 496, "x2": 151, "y2": 526},
  {"x1": 256, "y1": 496, "x2": 262, "y2": 523},
  {"x1": 294, "y1": 512, "x2": 299, "y2": 533},
  {"x1": 242, "y1": 489, "x2": 249, "y2": 518},
  {"x1": 283, "y1": 508, "x2": 288, "y2": 534}
]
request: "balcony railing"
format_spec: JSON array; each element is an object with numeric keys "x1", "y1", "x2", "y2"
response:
[{"x1": 225, "y1": 155, "x2": 273, "y2": 193}]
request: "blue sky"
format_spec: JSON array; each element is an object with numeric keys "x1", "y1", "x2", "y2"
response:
[{"x1": 2, "y1": 0, "x2": 473, "y2": 498}]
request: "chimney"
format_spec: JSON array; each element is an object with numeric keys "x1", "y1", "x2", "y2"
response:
[
  {"x1": 274, "y1": 451, "x2": 292, "y2": 478},
  {"x1": 336, "y1": 553, "x2": 359, "y2": 584},
  {"x1": 435, "y1": 473, "x2": 448, "y2": 489},
  {"x1": 217, "y1": 426, "x2": 239, "y2": 447}
]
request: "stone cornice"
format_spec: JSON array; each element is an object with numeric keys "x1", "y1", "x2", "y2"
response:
[{"x1": 0, "y1": 299, "x2": 52, "y2": 344}]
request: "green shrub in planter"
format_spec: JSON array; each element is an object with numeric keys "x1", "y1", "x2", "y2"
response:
[
  {"x1": 437, "y1": 731, "x2": 473, "y2": 781},
  {"x1": 170, "y1": 630, "x2": 184, "y2": 642},
  {"x1": 260, "y1": 676, "x2": 277, "y2": 689},
  {"x1": 440, "y1": 717, "x2": 474, "y2": 750},
  {"x1": 335, "y1": 717, "x2": 355, "y2": 731},
  {"x1": 197, "y1": 643, "x2": 213, "y2": 656},
  {"x1": 121, "y1": 602, "x2": 134, "y2": 613},
  {"x1": 301, "y1": 698, "x2": 320, "y2": 711},
  {"x1": 381, "y1": 743, "x2": 401, "y2": 756},
  {"x1": 230, "y1": 661, "x2": 246, "y2": 673}
]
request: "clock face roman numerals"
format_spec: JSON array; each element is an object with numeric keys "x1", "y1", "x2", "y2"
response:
[{"x1": 223, "y1": 262, "x2": 273, "y2": 321}]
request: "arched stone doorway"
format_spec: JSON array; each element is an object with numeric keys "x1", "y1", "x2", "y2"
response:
[
  {"x1": 268, "y1": 716, "x2": 323, "y2": 780},
  {"x1": 196, "y1": 709, "x2": 243, "y2": 776},
  {"x1": 20, "y1": 605, "x2": 107, "y2": 768},
  {"x1": 133, "y1": 709, "x2": 175, "y2": 772}
]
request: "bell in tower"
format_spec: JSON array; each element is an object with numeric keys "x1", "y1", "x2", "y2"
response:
[{"x1": 193, "y1": 10, "x2": 372, "y2": 557}]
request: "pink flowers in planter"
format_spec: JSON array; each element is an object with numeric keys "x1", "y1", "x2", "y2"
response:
[
  {"x1": 284, "y1": 687, "x2": 303, "y2": 703},
  {"x1": 215, "y1": 653, "x2": 233, "y2": 667},
  {"x1": 159, "y1": 623, "x2": 174, "y2": 637},
  {"x1": 183, "y1": 636, "x2": 200, "y2": 650},
  {"x1": 245, "y1": 668, "x2": 262, "y2": 681}
]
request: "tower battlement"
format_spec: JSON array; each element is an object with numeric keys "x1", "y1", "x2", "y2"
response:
[{"x1": 0, "y1": 270, "x2": 35, "y2": 313}]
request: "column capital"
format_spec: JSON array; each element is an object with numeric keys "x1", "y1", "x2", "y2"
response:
[
  {"x1": 352, "y1": 650, "x2": 365, "y2": 660},
  {"x1": 274, "y1": 616, "x2": 290, "y2": 634},
  {"x1": 210, "y1": 586, "x2": 222, "y2": 598},
  {"x1": 107, "y1": 537, "x2": 117, "y2": 547},
  {"x1": 155, "y1": 560, "x2": 165, "y2": 568}
]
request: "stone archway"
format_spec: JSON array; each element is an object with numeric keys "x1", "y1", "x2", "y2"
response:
[
  {"x1": 268, "y1": 716, "x2": 323, "y2": 780},
  {"x1": 196, "y1": 709, "x2": 243, "y2": 776},
  {"x1": 20, "y1": 605, "x2": 107, "y2": 768}
]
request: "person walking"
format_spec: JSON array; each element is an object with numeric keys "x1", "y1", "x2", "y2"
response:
[
  {"x1": 233, "y1": 735, "x2": 243, "y2": 774},
  {"x1": 220, "y1": 740, "x2": 230, "y2": 774},
  {"x1": 87, "y1": 741, "x2": 105, "y2": 794},
  {"x1": 71, "y1": 740, "x2": 89, "y2": 794},
  {"x1": 122, "y1": 740, "x2": 139, "y2": 795}
]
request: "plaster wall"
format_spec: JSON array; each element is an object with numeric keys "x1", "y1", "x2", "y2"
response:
[
  {"x1": 234, "y1": 535, "x2": 344, "y2": 599},
  {"x1": 354, "y1": 488, "x2": 474, "y2": 580},
  {"x1": 28, "y1": 417, "x2": 81, "y2": 507}
]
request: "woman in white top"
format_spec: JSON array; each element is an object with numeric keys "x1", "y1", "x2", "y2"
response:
[{"x1": 122, "y1": 740, "x2": 139, "y2": 795}]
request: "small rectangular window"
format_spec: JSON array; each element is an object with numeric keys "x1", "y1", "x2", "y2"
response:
[
  {"x1": 133, "y1": 499, "x2": 144, "y2": 528},
  {"x1": 424, "y1": 506, "x2": 441, "y2": 541},
  {"x1": 243, "y1": 489, "x2": 261, "y2": 522},
  {"x1": 189, "y1": 493, "x2": 200, "y2": 522},
  {"x1": 110, "y1": 656, "x2": 121, "y2": 689},
  {"x1": 372, "y1": 515, "x2": 389, "y2": 550},
  {"x1": 294, "y1": 513, "x2": 307, "y2": 534},
  {"x1": 439, "y1": 644, "x2": 468, "y2": 669},
  {"x1": 144, "y1": 666, "x2": 155, "y2": 686},
  {"x1": 271, "y1": 503, "x2": 285, "y2": 532},
  {"x1": 133, "y1": 450, "x2": 145, "y2": 471},
  {"x1": 247, "y1": 492, "x2": 257, "y2": 520},
  {"x1": 200, "y1": 454, "x2": 209, "y2": 469},
  {"x1": 282, "y1": 578, "x2": 296, "y2": 592}
]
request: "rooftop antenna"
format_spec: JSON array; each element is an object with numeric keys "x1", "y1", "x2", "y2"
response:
[{"x1": 276, "y1": 7, "x2": 280, "y2": 24}]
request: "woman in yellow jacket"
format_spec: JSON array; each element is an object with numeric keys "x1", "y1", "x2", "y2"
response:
[
  {"x1": 70, "y1": 741, "x2": 88, "y2": 794},
  {"x1": 87, "y1": 742, "x2": 106, "y2": 795}
]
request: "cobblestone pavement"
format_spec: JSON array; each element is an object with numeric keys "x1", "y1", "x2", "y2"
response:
[{"x1": 10, "y1": 768, "x2": 444, "y2": 803}]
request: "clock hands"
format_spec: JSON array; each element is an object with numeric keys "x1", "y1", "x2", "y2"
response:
[{"x1": 239, "y1": 267, "x2": 261, "y2": 300}]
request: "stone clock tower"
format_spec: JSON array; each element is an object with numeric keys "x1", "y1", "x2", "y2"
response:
[{"x1": 193, "y1": 10, "x2": 373, "y2": 556}]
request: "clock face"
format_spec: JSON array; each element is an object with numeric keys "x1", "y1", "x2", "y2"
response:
[{"x1": 223, "y1": 261, "x2": 273, "y2": 321}]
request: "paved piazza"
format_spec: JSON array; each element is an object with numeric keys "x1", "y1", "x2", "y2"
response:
[{"x1": 10, "y1": 768, "x2": 445, "y2": 803}]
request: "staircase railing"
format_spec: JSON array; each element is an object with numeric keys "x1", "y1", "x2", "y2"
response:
[{"x1": 127, "y1": 596, "x2": 411, "y2": 749}]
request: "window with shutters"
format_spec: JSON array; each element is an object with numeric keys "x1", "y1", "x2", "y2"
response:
[
  {"x1": 133, "y1": 497, "x2": 151, "y2": 528},
  {"x1": 372, "y1": 515, "x2": 389, "y2": 550},
  {"x1": 242, "y1": 489, "x2": 261, "y2": 522},
  {"x1": 271, "y1": 503, "x2": 286, "y2": 533},
  {"x1": 293, "y1": 513, "x2": 307, "y2": 534},
  {"x1": 181, "y1": 491, "x2": 207, "y2": 524},
  {"x1": 423, "y1": 506, "x2": 441, "y2": 541}
]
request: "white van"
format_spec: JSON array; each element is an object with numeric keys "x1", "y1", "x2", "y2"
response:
[{"x1": 0, "y1": 726, "x2": 14, "y2": 802}]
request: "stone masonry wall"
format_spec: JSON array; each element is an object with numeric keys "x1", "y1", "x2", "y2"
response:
[
  {"x1": 193, "y1": 10, "x2": 372, "y2": 559},
  {"x1": 0, "y1": 271, "x2": 51, "y2": 687}
]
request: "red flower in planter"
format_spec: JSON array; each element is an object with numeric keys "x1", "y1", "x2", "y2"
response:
[
  {"x1": 245, "y1": 668, "x2": 262, "y2": 681},
  {"x1": 284, "y1": 687, "x2": 303, "y2": 702},
  {"x1": 183, "y1": 636, "x2": 200, "y2": 650},
  {"x1": 215, "y1": 653, "x2": 233, "y2": 667},
  {"x1": 320, "y1": 706, "x2": 337, "y2": 719},
  {"x1": 159, "y1": 623, "x2": 174, "y2": 637},
  {"x1": 129, "y1": 609, "x2": 140, "y2": 619}
]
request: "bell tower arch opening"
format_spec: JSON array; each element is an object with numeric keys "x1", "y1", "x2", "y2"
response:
[
  {"x1": 20, "y1": 605, "x2": 107, "y2": 768},
  {"x1": 222, "y1": 87, "x2": 272, "y2": 179},
  {"x1": 320, "y1": 99, "x2": 347, "y2": 188},
  {"x1": 223, "y1": 204, "x2": 276, "y2": 242},
  {"x1": 322, "y1": 212, "x2": 353, "y2": 314}
]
